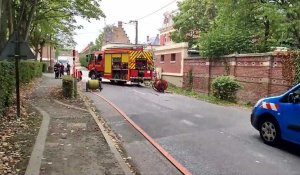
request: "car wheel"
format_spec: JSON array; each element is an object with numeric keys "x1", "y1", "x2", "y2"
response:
[{"x1": 259, "y1": 118, "x2": 280, "y2": 145}]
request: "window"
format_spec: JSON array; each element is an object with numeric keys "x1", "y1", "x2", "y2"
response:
[
  {"x1": 160, "y1": 55, "x2": 165, "y2": 62},
  {"x1": 171, "y1": 53, "x2": 176, "y2": 62},
  {"x1": 97, "y1": 54, "x2": 102, "y2": 62},
  {"x1": 281, "y1": 86, "x2": 300, "y2": 103}
]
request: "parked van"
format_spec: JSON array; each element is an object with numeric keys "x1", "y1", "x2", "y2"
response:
[{"x1": 251, "y1": 83, "x2": 300, "y2": 145}]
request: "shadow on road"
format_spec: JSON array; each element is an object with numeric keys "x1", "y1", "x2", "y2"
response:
[
  {"x1": 252, "y1": 135, "x2": 300, "y2": 157},
  {"x1": 277, "y1": 141, "x2": 300, "y2": 157},
  {"x1": 101, "y1": 81, "x2": 149, "y2": 88}
]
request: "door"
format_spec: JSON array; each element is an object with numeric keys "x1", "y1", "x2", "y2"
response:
[{"x1": 281, "y1": 86, "x2": 300, "y2": 143}]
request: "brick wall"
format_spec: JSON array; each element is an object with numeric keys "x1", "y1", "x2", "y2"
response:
[
  {"x1": 155, "y1": 53, "x2": 182, "y2": 73},
  {"x1": 183, "y1": 53, "x2": 292, "y2": 103},
  {"x1": 41, "y1": 46, "x2": 55, "y2": 60}
]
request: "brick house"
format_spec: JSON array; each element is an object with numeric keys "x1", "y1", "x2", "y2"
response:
[
  {"x1": 159, "y1": 11, "x2": 176, "y2": 46},
  {"x1": 80, "y1": 42, "x2": 94, "y2": 55},
  {"x1": 103, "y1": 21, "x2": 131, "y2": 46},
  {"x1": 35, "y1": 45, "x2": 56, "y2": 70},
  {"x1": 153, "y1": 10, "x2": 190, "y2": 87}
]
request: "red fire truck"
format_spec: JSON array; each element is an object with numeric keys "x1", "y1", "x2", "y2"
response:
[{"x1": 86, "y1": 46, "x2": 154, "y2": 84}]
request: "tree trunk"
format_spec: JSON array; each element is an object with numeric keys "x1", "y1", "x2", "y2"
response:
[
  {"x1": 0, "y1": 0, "x2": 8, "y2": 53},
  {"x1": 16, "y1": 0, "x2": 25, "y2": 36},
  {"x1": 263, "y1": 16, "x2": 270, "y2": 47},
  {"x1": 24, "y1": 0, "x2": 38, "y2": 41},
  {"x1": 0, "y1": 0, "x2": 3, "y2": 31},
  {"x1": 39, "y1": 42, "x2": 45, "y2": 62},
  {"x1": 292, "y1": 28, "x2": 300, "y2": 49},
  {"x1": 34, "y1": 44, "x2": 39, "y2": 60},
  {"x1": 7, "y1": 0, "x2": 13, "y2": 36}
]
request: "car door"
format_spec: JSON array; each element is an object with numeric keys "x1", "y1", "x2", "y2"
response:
[{"x1": 281, "y1": 87, "x2": 300, "y2": 143}]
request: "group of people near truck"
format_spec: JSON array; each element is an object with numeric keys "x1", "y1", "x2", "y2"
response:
[{"x1": 54, "y1": 62, "x2": 71, "y2": 79}]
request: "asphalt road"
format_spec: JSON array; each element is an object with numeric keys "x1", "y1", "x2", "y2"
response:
[{"x1": 81, "y1": 70, "x2": 300, "y2": 175}]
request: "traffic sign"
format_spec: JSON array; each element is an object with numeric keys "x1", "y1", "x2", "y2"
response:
[{"x1": 0, "y1": 32, "x2": 34, "y2": 59}]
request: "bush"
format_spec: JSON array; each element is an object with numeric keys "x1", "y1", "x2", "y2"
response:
[
  {"x1": 0, "y1": 60, "x2": 43, "y2": 116},
  {"x1": 80, "y1": 55, "x2": 88, "y2": 67},
  {"x1": 62, "y1": 76, "x2": 77, "y2": 98},
  {"x1": 212, "y1": 76, "x2": 242, "y2": 101}
]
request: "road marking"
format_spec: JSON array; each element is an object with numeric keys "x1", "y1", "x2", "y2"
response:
[
  {"x1": 92, "y1": 92, "x2": 192, "y2": 175},
  {"x1": 133, "y1": 89, "x2": 146, "y2": 95},
  {"x1": 180, "y1": 119, "x2": 197, "y2": 126},
  {"x1": 194, "y1": 114, "x2": 204, "y2": 118}
]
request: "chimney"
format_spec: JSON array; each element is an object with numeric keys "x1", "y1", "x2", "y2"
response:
[
  {"x1": 118, "y1": 21, "x2": 122, "y2": 28},
  {"x1": 147, "y1": 36, "x2": 149, "y2": 42}
]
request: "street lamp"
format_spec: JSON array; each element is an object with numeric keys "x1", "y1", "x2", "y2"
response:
[{"x1": 129, "y1": 20, "x2": 138, "y2": 45}]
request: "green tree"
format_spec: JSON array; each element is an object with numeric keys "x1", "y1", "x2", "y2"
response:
[
  {"x1": 172, "y1": 0, "x2": 300, "y2": 57},
  {"x1": 90, "y1": 31, "x2": 104, "y2": 51},
  {"x1": 171, "y1": 0, "x2": 217, "y2": 47},
  {"x1": 0, "y1": 0, "x2": 105, "y2": 57}
]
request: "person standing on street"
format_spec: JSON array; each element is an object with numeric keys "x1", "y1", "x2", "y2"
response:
[
  {"x1": 54, "y1": 62, "x2": 60, "y2": 79},
  {"x1": 66, "y1": 63, "x2": 71, "y2": 75},
  {"x1": 60, "y1": 63, "x2": 65, "y2": 78}
]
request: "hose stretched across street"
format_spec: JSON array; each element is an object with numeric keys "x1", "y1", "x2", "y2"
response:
[{"x1": 91, "y1": 92, "x2": 192, "y2": 175}]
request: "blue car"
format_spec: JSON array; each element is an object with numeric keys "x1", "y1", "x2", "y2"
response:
[{"x1": 251, "y1": 83, "x2": 300, "y2": 145}]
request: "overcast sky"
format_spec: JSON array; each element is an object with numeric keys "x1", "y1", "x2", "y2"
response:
[{"x1": 74, "y1": 0, "x2": 179, "y2": 52}]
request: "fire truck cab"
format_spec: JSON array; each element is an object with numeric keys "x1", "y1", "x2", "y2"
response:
[{"x1": 86, "y1": 46, "x2": 154, "y2": 84}]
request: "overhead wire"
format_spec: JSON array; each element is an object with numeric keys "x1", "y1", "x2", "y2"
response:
[{"x1": 135, "y1": 0, "x2": 178, "y2": 21}]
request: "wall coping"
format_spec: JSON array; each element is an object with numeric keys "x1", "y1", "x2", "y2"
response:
[
  {"x1": 154, "y1": 42, "x2": 189, "y2": 52},
  {"x1": 184, "y1": 52, "x2": 276, "y2": 60}
]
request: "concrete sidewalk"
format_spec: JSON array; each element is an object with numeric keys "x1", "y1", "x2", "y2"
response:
[{"x1": 25, "y1": 74, "x2": 130, "y2": 175}]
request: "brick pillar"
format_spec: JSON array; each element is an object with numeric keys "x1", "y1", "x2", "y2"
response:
[
  {"x1": 230, "y1": 57, "x2": 237, "y2": 77},
  {"x1": 267, "y1": 55, "x2": 274, "y2": 96},
  {"x1": 207, "y1": 59, "x2": 212, "y2": 95}
]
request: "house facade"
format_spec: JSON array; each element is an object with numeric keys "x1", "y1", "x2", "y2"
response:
[
  {"x1": 80, "y1": 42, "x2": 93, "y2": 55},
  {"x1": 153, "y1": 10, "x2": 188, "y2": 87},
  {"x1": 103, "y1": 21, "x2": 131, "y2": 46},
  {"x1": 35, "y1": 45, "x2": 56, "y2": 71}
]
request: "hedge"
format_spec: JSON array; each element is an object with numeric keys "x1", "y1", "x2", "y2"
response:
[
  {"x1": 0, "y1": 60, "x2": 43, "y2": 116},
  {"x1": 62, "y1": 76, "x2": 77, "y2": 98},
  {"x1": 79, "y1": 55, "x2": 88, "y2": 67},
  {"x1": 0, "y1": 61, "x2": 15, "y2": 115}
]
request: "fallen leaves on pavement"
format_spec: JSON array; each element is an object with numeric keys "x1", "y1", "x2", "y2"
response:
[{"x1": 0, "y1": 78, "x2": 42, "y2": 175}]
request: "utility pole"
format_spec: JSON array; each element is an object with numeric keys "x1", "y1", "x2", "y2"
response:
[
  {"x1": 15, "y1": 31, "x2": 21, "y2": 119},
  {"x1": 130, "y1": 20, "x2": 138, "y2": 45}
]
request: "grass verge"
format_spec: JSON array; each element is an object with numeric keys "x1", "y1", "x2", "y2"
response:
[{"x1": 167, "y1": 84, "x2": 252, "y2": 109}]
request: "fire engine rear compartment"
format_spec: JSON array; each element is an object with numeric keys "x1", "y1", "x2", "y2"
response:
[{"x1": 103, "y1": 51, "x2": 153, "y2": 84}]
